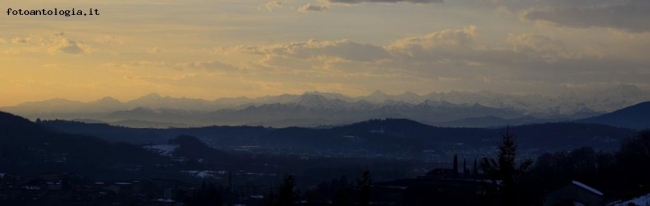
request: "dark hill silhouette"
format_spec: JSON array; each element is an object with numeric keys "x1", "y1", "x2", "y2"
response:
[
  {"x1": 579, "y1": 101, "x2": 650, "y2": 130},
  {"x1": 264, "y1": 127, "x2": 326, "y2": 147},
  {"x1": 338, "y1": 118, "x2": 431, "y2": 133},
  {"x1": 169, "y1": 135, "x2": 230, "y2": 161},
  {"x1": 0, "y1": 111, "x2": 167, "y2": 179},
  {"x1": 432, "y1": 115, "x2": 543, "y2": 128},
  {"x1": 0, "y1": 111, "x2": 42, "y2": 130},
  {"x1": 38, "y1": 120, "x2": 167, "y2": 144},
  {"x1": 329, "y1": 119, "x2": 633, "y2": 150},
  {"x1": 40, "y1": 119, "x2": 271, "y2": 145},
  {"x1": 41, "y1": 117, "x2": 636, "y2": 157}
]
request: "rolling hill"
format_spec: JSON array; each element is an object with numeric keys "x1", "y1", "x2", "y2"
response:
[
  {"x1": 580, "y1": 101, "x2": 650, "y2": 130},
  {"x1": 41, "y1": 117, "x2": 637, "y2": 157},
  {"x1": 0, "y1": 111, "x2": 168, "y2": 179}
]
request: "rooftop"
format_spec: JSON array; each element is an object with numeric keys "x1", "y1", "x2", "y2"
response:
[{"x1": 572, "y1": 180, "x2": 603, "y2": 196}]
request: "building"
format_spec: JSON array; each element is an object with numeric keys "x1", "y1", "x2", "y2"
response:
[
  {"x1": 372, "y1": 155, "x2": 495, "y2": 205},
  {"x1": 544, "y1": 180, "x2": 605, "y2": 206}
]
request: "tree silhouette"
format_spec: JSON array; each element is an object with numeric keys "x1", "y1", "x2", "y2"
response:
[
  {"x1": 304, "y1": 190, "x2": 316, "y2": 206},
  {"x1": 453, "y1": 154, "x2": 459, "y2": 178},
  {"x1": 276, "y1": 174, "x2": 297, "y2": 206},
  {"x1": 332, "y1": 189, "x2": 351, "y2": 206},
  {"x1": 617, "y1": 130, "x2": 650, "y2": 196},
  {"x1": 463, "y1": 158, "x2": 469, "y2": 177},
  {"x1": 265, "y1": 188, "x2": 276, "y2": 206},
  {"x1": 473, "y1": 158, "x2": 479, "y2": 177},
  {"x1": 187, "y1": 182, "x2": 222, "y2": 206},
  {"x1": 480, "y1": 126, "x2": 533, "y2": 206},
  {"x1": 356, "y1": 169, "x2": 372, "y2": 206}
]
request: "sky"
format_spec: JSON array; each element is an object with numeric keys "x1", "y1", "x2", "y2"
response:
[{"x1": 1, "y1": 0, "x2": 649, "y2": 106}]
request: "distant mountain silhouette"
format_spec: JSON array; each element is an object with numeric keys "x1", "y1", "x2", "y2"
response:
[
  {"x1": 70, "y1": 118, "x2": 195, "y2": 128},
  {"x1": 101, "y1": 107, "x2": 206, "y2": 126},
  {"x1": 110, "y1": 119, "x2": 196, "y2": 128},
  {"x1": 579, "y1": 101, "x2": 650, "y2": 130},
  {"x1": 0, "y1": 111, "x2": 167, "y2": 178},
  {"x1": 197, "y1": 94, "x2": 524, "y2": 127},
  {"x1": 365, "y1": 90, "x2": 392, "y2": 103},
  {"x1": 4, "y1": 85, "x2": 648, "y2": 128}
]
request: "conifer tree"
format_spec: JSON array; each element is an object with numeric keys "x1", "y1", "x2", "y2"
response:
[
  {"x1": 265, "y1": 188, "x2": 276, "y2": 206},
  {"x1": 356, "y1": 169, "x2": 372, "y2": 206},
  {"x1": 453, "y1": 154, "x2": 459, "y2": 177},
  {"x1": 473, "y1": 158, "x2": 479, "y2": 177},
  {"x1": 480, "y1": 126, "x2": 532, "y2": 206},
  {"x1": 276, "y1": 174, "x2": 296, "y2": 206},
  {"x1": 463, "y1": 158, "x2": 468, "y2": 177}
]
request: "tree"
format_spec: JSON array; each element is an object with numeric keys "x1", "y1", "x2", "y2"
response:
[
  {"x1": 617, "y1": 130, "x2": 650, "y2": 196},
  {"x1": 333, "y1": 188, "x2": 351, "y2": 206},
  {"x1": 463, "y1": 158, "x2": 469, "y2": 177},
  {"x1": 187, "y1": 182, "x2": 222, "y2": 206},
  {"x1": 265, "y1": 188, "x2": 276, "y2": 206},
  {"x1": 473, "y1": 158, "x2": 479, "y2": 177},
  {"x1": 276, "y1": 174, "x2": 297, "y2": 206},
  {"x1": 356, "y1": 169, "x2": 372, "y2": 206},
  {"x1": 480, "y1": 126, "x2": 533, "y2": 206},
  {"x1": 304, "y1": 190, "x2": 317, "y2": 206},
  {"x1": 454, "y1": 154, "x2": 459, "y2": 177}
]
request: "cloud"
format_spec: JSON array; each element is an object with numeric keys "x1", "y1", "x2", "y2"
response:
[
  {"x1": 148, "y1": 47, "x2": 162, "y2": 54},
  {"x1": 0, "y1": 38, "x2": 5, "y2": 44},
  {"x1": 296, "y1": 0, "x2": 441, "y2": 12},
  {"x1": 298, "y1": 3, "x2": 330, "y2": 12},
  {"x1": 96, "y1": 35, "x2": 123, "y2": 45},
  {"x1": 12, "y1": 37, "x2": 31, "y2": 44},
  {"x1": 215, "y1": 45, "x2": 266, "y2": 55},
  {"x1": 212, "y1": 26, "x2": 650, "y2": 89},
  {"x1": 8, "y1": 33, "x2": 102, "y2": 55},
  {"x1": 387, "y1": 26, "x2": 478, "y2": 51},
  {"x1": 49, "y1": 38, "x2": 85, "y2": 55},
  {"x1": 506, "y1": 33, "x2": 576, "y2": 61},
  {"x1": 220, "y1": 39, "x2": 391, "y2": 62},
  {"x1": 380, "y1": 28, "x2": 612, "y2": 83},
  {"x1": 385, "y1": 26, "x2": 485, "y2": 63},
  {"x1": 263, "y1": 0, "x2": 283, "y2": 11},
  {"x1": 43, "y1": 63, "x2": 71, "y2": 69},
  {"x1": 126, "y1": 73, "x2": 264, "y2": 93},
  {"x1": 327, "y1": 0, "x2": 443, "y2": 4},
  {"x1": 106, "y1": 60, "x2": 245, "y2": 73},
  {"x1": 182, "y1": 60, "x2": 243, "y2": 72},
  {"x1": 507, "y1": 33, "x2": 564, "y2": 53},
  {"x1": 494, "y1": 0, "x2": 650, "y2": 32},
  {"x1": 523, "y1": 1, "x2": 650, "y2": 33},
  {"x1": 218, "y1": 26, "x2": 582, "y2": 75}
]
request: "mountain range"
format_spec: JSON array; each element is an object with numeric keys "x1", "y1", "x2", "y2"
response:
[{"x1": 2, "y1": 85, "x2": 649, "y2": 128}]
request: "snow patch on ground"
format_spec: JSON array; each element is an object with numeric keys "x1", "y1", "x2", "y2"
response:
[
  {"x1": 182, "y1": 170, "x2": 220, "y2": 179},
  {"x1": 143, "y1": 144, "x2": 179, "y2": 156}
]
